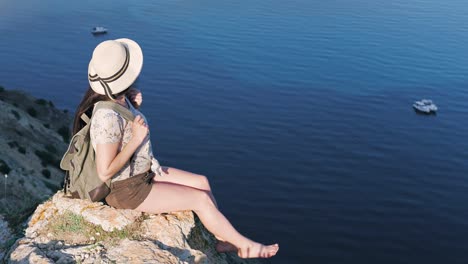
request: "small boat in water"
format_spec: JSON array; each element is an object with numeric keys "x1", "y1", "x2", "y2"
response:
[
  {"x1": 413, "y1": 99, "x2": 437, "y2": 114},
  {"x1": 91, "y1": 26, "x2": 108, "y2": 35}
]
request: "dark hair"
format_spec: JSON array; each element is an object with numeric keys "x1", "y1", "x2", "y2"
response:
[{"x1": 72, "y1": 87, "x2": 129, "y2": 135}]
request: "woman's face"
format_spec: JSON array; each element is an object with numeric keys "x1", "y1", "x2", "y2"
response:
[{"x1": 126, "y1": 87, "x2": 143, "y2": 108}]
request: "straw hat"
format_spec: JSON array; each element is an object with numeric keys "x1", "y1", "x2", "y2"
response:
[{"x1": 88, "y1": 38, "x2": 143, "y2": 98}]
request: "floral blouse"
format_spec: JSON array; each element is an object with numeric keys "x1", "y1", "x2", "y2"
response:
[{"x1": 90, "y1": 99, "x2": 162, "y2": 182}]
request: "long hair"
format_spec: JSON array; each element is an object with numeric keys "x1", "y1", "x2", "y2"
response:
[
  {"x1": 72, "y1": 86, "x2": 138, "y2": 136},
  {"x1": 72, "y1": 87, "x2": 109, "y2": 136}
]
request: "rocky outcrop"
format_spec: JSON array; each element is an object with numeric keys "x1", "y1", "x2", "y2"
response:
[
  {"x1": 0, "y1": 215, "x2": 13, "y2": 260},
  {"x1": 0, "y1": 88, "x2": 259, "y2": 263},
  {"x1": 7, "y1": 192, "x2": 259, "y2": 264},
  {"x1": 0, "y1": 88, "x2": 72, "y2": 261},
  {"x1": 0, "y1": 88, "x2": 70, "y2": 210}
]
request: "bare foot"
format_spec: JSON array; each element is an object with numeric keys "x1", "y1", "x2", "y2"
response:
[
  {"x1": 216, "y1": 240, "x2": 238, "y2": 253},
  {"x1": 238, "y1": 243, "x2": 279, "y2": 258}
]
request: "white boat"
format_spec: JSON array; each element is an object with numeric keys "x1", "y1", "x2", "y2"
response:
[
  {"x1": 91, "y1": 26, "x2": 108, "y2": 35},
  {"x1": 413, "y1": 99, "x2": 437, "y2": 113}
]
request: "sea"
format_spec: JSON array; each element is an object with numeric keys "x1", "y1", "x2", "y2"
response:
[{"x1": 1, "y1": 0, "x2": 468, "y2": 263}]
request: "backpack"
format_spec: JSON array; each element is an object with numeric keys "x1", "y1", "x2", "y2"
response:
[{"x1": 60, "y1": 100, "x2": 135, "y2": 202}]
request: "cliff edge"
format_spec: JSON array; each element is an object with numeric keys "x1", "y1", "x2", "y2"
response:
[
  {"x1": 7, "y1": 192, "x2": 258, "y2": 264},
  {"x1": 0, "y1": 88, "x2": 260, "y2": 263}
]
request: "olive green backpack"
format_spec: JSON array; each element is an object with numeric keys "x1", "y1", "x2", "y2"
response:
[{"x1": 60, "y1": 100, "x2": 134, "y2": 202}]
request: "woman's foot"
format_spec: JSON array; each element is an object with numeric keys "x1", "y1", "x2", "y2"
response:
[
  {"x1": 238, "y1": 243, "x2": 279, "y2": 258},
  {"x1": 216, "y1": 240, "x2": 238, "y2": 253}
]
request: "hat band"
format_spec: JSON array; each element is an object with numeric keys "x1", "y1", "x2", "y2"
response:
[{"x1": 88, "y1": 45, "x2": 130, "y2": 97}]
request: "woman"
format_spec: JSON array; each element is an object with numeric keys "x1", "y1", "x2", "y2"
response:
[{"x1": 73, "y1": 38, "x2": 279, "y2": 258}]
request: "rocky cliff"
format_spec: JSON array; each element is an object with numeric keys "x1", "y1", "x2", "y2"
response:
[
  {"x1": 7, "y1": 192, "x2": 258, "y2": 264},
  {"x1": 0, "y1": 87, "x2": 260, "y2": 263},
  {"x1": 0, "y1": 87, "x2": 71, "y2": 260}
]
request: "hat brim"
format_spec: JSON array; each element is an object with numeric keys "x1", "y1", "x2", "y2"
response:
[{"x1": 88, "y1": 38, "x2": 143, "y2": 95}]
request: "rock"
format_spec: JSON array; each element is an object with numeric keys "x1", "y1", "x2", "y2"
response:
[
  {"x1": 52, "y1": 193, "x2": 142, "y2": 232},
  {"x1": 6, "y1": 192, "x2": 260, "y2": 264},
  {"x1": 0, "y1": 89, "x2": 70, "y2": 198},
  {"x1": 8, "y1": 243, "x2": 53, "y2": 264},
  {"x1": 54, "y1": 241, "x2": 63, "y2": 249},
  {"x1": 25, "y1": 200, "x2": 58, "y2": 238},
  {"x1": 106, "y1": 239, "x2": 182, "y2": 264},
  {"x1": 142, "y1": 211, "x2": 195, "y2": 248},
  {"x1": 0, "y1": 88, "x2": 72, "y2": 261},
  {"x1": 0, "y1": 215, "x2": 13, "y2": 260}
]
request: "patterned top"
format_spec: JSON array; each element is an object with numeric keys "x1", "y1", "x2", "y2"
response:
[{"x1": 90, "y1": 99, "x2": 162, "y2": 182}]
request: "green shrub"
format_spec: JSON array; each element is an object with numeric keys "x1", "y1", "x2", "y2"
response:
[
  {"x1": 35, "y1": 99, "x2": 48, "y2": 106},
  {"x1": 41, "y1": 169, "x2": 51, "y2": 179},
  {"x1": 18, "y1": 147, "x2": 26, "y2": 154},
  {"x1": 47, "y1": 211, "x2": 144, "y2": 244},
  {"x1": 0, "y1": 86, "x2": 4, "y2": 92},
  {"x1": 43, "y1": 123, "x2": 50, "y2": 129},
  {"x1": 0, "y1": 191, "x2": 40, "y2": 232},
  {"x1": 13, "y1": 102, "x2": 18, "y2": 107},
  {"x1": 48, "y1": 100, "x2": 55, "y2": 108},
  {"x1": 27, "y1": 107, "x2": 37, "y2": 117},
  {"x1": 57, "y1": 126, "x2": 70, "y2": 143},
  {"x1": 35, "y1": 150, "x2": 59, "y2": 168},
  {"x1": 45, "y1": 144, "x2": 57, "y2": 154},
  {"x1": 7, "y1": 141, "x2": 18, "y2": 148},
  {"x1": 7, "y1": 141, "x2": 26, "y2": 154},
  {"x1": 42, "y1": 180, "x2": 60, "y2": 191},
  {"x1": 53, "y1": 212, "x2": 86, "y2": 233},
  {"x1": 0, "y1": 159, "x2": 11, "y2": 174},
  {"x1": 10, "y1": 109, "x2": 20, "y2": 120}
]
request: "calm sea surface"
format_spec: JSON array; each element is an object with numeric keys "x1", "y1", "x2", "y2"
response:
[{"x1": 1, "y1": 0, "x2": 468, "y2": 263}]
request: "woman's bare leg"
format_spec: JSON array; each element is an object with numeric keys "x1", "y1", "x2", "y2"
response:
[
  {"x1": 136, "y1": 182, "x2": 279, "y2": 258},
  {"x1": 152, "y1": 166, "x2": 236, "y2": 251},
  {"x1": 153, "y1": 166, "x2": 218, "y2": 208}
]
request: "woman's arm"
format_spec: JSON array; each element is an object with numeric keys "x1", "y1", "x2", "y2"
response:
[{"x1": 95, "y1": 115, "x2": 149, "y2": 182}]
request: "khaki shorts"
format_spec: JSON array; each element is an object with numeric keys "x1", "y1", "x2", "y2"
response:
[{"x1": 105, "y1": 171, "x2": 155, "y2": 210}]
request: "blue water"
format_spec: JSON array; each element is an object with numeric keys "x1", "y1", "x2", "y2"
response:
[{"x1": 2, "y1": 0, "x2": 468, "y2": 263}]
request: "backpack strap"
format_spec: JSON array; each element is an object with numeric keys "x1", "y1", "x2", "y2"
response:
[
  {"x1": 80, "y1": 113, "x2": 90, "y2": 124},
  {"x1": 93, "y1": 99, "x2": 135, "y2": 121},
  {"x1": 125, "y1": 97, "x2": 137, "y2": 112},
  {"x1": 90, "y1": 100, "x2": 136, "y2": 188}
]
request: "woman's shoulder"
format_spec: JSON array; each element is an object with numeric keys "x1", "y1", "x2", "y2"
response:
[
  {"x1": 93, "y1": 107, "x2": 120, "y2": 117},
  {"x1": 92, "y1": 107, "x2": 126, "y2": 124}
]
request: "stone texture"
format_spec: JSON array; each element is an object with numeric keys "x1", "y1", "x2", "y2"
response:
[
  {"x1": 8, "y1": 243, "x2": 53, "y2": 264},
  {"x1": 25, "y1": 200, "x2": 57, "y2": 238},
  {"x1": 6, "y1": 192, "x2": 260, "y2": 264},
  {"x1": 106, "y1": 239, "x2": 182, "y2": 264},
  {"x1": 142, "y1": 211, "x2": 195, "y2": 248},
  {"x1": 52, "y1": 193, "x2": 142, "y2": 232},
  {"x1": 0, "y1": 215, "x2": 13, "y2": 260},
  {"x1": 0, "y1": 89, "x2": 72, "y2": 262},
  {"x1": 0, "y1": 89, "x2": 71, "y2": 204}
]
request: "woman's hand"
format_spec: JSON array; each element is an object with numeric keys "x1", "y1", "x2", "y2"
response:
[
  {"x1": 127, "y1": 88, "x2": 143, "y2": 109},
  {"x1": 131, "y1": 115, "x2": 148, "y2": 144},
  {"x1": 96, "y1": 115, "x2": 148, "y2": 182}
]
